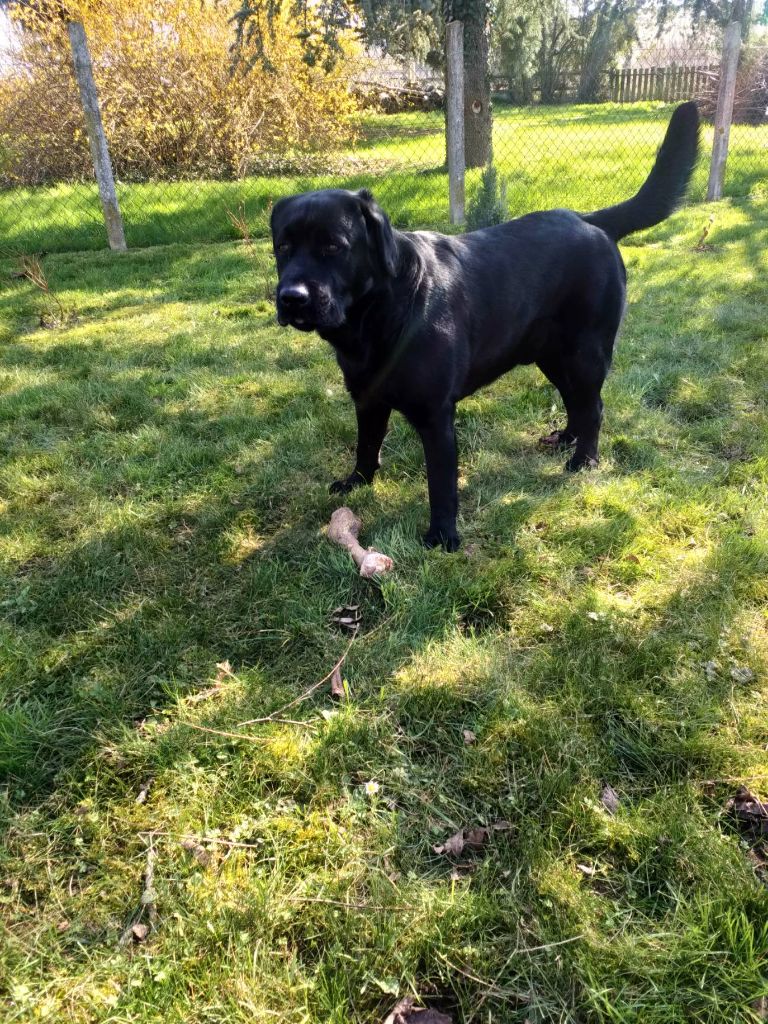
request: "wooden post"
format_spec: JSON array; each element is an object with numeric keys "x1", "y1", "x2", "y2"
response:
[
  {"x1": 706, "y1": 21, "x2": 742, "y2": 201},
  {"x1": 67, "y1": 20, "x2": 127, "y2": 251},
  {"x1": 446, "y1": 19, "x2": 465, "y2": 227}
]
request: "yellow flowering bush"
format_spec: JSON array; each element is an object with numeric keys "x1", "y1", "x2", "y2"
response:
[{"x1": 0, "y1": 0, "x2": 359, "y2": 185}]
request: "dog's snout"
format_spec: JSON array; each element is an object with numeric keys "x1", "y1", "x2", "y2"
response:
[{"x1": 278, "y1": 283, "x2": 310, "y2": 308}]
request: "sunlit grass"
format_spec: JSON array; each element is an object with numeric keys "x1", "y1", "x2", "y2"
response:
[
  {"x1": 2, "y1": 101, "x2": 766, "y2": 253},
  {"x1": 1, "y1": 197, "x2": 767, "y2": 1021}
]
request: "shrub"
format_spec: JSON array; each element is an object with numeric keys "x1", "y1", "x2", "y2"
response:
[
  {"x1": 466, "y1": 161, "x2": 509, "y2": 231},
  {"x1": 0, "y1": 0, "x2": 359, "y2": 186}
]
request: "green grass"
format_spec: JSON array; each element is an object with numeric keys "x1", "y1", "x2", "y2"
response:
[
  {"x1": 1, "y1": 197, "x2": 768, "y2": 1023},
  {"x1": 2, "y1": 101, "x2": 767, "y2": 253}
]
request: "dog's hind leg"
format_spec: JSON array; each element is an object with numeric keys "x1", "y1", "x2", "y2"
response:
[{"x1": 537, "y1": 329, "x2": 614, "y2": 471}]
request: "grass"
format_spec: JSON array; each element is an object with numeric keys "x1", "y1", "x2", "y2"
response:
[
  {"x1": 2, "y1": 101, "x2": 767, "y2": 253},
  {"x1": 1, "y1": 196, "x2": 768, "y2": 1023}
]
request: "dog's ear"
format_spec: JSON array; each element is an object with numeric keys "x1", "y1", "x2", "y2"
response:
[
  {"x1": 357, "y1": 189, "x2": 398, "y2": 277},
  {"x1": 270, "y1": 196, "x2": 292, "y2": 239}
]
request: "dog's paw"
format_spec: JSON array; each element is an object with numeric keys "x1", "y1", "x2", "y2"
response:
[
  {"x1": 565, "y1": 453, "x2": 599, "y2": 472},
  {"x1": 423, "y1": 527, "x2": 461, "y2": 552},
  {"x1": 329, "y1": 471, "x2": 368, "y2": 495}
]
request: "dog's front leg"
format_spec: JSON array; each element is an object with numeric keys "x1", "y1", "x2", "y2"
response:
[
  {"x1": 415, "y1": 404, "x2": 460, "y2": 552},
  {"x1": 330, "y1": 401, "x2": 391, "y2": 495}
]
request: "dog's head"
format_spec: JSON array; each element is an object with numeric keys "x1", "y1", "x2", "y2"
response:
[{"x1": 270, "y1": 188, "x2": 398, "y2": 333}]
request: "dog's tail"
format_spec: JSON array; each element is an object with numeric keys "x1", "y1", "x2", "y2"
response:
[{"x1": 581, "y1": 102, "x2": 700, "y2": 242}]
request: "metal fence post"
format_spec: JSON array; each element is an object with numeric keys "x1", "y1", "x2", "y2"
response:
[
  {"x1": 706, "y1": 20, "x2": 742, "y2": 202},
  {"x1": 446, "y1": 19, "x2": 465, "y2": 226},
  {"x1": 67, "y1": 20, "x2": 127, "y2": 251}
]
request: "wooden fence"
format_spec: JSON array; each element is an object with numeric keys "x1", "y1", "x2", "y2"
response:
[
  {"x1": 489, "y1": 63, "x2": 718, "y2": 105},
  {"x1": 608, "y1": 64, "x2": 718, "y2": 103}
]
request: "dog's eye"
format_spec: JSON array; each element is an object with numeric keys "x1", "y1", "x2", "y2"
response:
[
  {"x1": 275, "y1": 243, "x2": 291, "y2": 256},
  {"x1": 323, "y1": 244, "x2": 341, "y2": 255}
]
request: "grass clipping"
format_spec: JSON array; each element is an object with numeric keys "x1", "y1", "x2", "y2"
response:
[{"x1": 328, "y1": 507, "x2": 393, "y2": 578}]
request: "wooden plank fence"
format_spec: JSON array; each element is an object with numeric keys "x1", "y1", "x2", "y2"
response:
[
  {"x1": 608, "y1": 64, "x2": 718, "y2": 103},
  {"x1": 489, "y1": 63, "x2": 719, "y2": 105}
]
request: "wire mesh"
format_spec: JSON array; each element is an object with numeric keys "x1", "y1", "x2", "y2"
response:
[{"x1": 0, "y1": 10, "x2": 765, "y2": 255}]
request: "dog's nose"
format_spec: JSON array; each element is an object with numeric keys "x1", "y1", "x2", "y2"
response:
[{"x1": 278, "y1": 283, "x2": 310, "y2": 309}]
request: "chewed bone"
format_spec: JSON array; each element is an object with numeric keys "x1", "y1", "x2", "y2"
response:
[{"x1": 328, "y1": 507, "x2": 393, "y2": 578}]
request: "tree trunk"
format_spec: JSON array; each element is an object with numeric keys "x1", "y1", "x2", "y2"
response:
[{"x1": 462, "y1": 4, "x2": 492, "y2": 168}]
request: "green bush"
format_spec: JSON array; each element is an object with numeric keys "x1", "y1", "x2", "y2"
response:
[{"x1": 466, "y1": 161, "x2": 509, "y2": 230}]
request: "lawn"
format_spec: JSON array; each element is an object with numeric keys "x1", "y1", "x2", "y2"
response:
[
  {"x1": 1, "y1": 197, "x2": 768, "y2": 1023},
  {"x1": 2, "y1": 101, "x2": 766, "y2": 254}
]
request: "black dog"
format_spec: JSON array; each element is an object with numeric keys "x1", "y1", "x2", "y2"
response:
[{"x1": 271, "y1": 102, "x2": 700, "y2": 550}]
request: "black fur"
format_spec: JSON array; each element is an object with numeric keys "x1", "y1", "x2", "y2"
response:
[{"x1": 270, "y1": 102, "x2": 700, "y2": 550}]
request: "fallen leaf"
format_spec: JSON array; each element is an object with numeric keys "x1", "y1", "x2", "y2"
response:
[
  {"x1": 600, "y1": 784, "x2": 620, "y2": 815},
  {"x1": 131, "y1": 922, "x2": 149, "y2": 942},
  {"x1": 625, "y1": 553, "x2": 640, "y2": 564},
  {"x1": 433, "y1": 821, "x2": 512, "y2": 857},
  {"x1": 730, "y1": 665, "x2": 755, "y2": 685},
  {"x1": 135, "y1": 780, "x2": 152, "y2": 805},
  {"x1": 330, "y1": 665, "x2": 345, "y2": 699},
  {"x1": 462, "y1": 729, "x2": 476, "y2": 745},
  {"x1": 181, "y1": 838, "x2": 212, "y2": 867},
  {"x1": 215, "y1": 660, "x2": 234, "y2": 682},
  {"x1": 331, "y1": 605, "x2": 362, "y2": 634},
  {"x1": 433, "y1": 829, "x2": 466, "y2": 857},
  {"x1": 726, "y1": 786, "x2": 768, "y2": 838},
  {"x1": 56, "y1": 919, "x2": 70, "y2": 933},
  {"x1": 383, "y1": 997, "x2": 453, "y2": 1024}
]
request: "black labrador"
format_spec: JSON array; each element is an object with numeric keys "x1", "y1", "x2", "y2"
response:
[{"x1": 271, "y1": 102, "x2": 700, "y2": 550}]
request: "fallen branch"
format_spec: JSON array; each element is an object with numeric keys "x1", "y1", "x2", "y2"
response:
[
  {"x1": 119, "y1": 836, "x2": 158, "y2": 946},
  {"x1": 236, "y1": 634, "x2": 357, "y2": 727}
]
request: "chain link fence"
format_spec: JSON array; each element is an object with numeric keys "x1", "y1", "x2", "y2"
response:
[{"x1": 1, "y1": 6, "x2": 766, "y2": 255}]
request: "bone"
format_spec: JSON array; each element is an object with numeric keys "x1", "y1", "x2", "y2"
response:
[{"x1": 327, "y1": 507, "x2": 393, "y2": 577}]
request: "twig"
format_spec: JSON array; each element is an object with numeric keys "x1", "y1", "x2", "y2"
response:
[
  {"x1": 181, "y1": 720, "x2": 313, "y2": 743},
  {"x1": 144, "y1": 840, "x2": 158, "y2": 930},
  {"x1": 438, "y1": 955, "x2": 530, "y2": 1003},
  {"x1": 284, "y1": 895, "x2": 414, "y2": 913},
  {"x1": 119, "y1": 836, "x2": 158, "y2": 946},
  {"x1": 236, "y1": 634, "x2": 357, "y2": 727}
]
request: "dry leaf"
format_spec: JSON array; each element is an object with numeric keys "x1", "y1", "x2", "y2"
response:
[
  {"x1": 330, "y1": 665, "x2": 345, "y2": 699},
  {"x1": 330, "y1": 605, "x2": 362, "y2": 634},
  {"x1": 181, "y1": 838, "x2": 212, "y2": 867},
  {"x1": 726, "y1": 786, "x2": 768, "y2": 838},
  {"x1": 131, "y1": 922, "x2": 149, "y2": 942},
  {"x1": 462, "y1": 729, "x2": 476, "y2": 745},
  {"x1": 625, "y1": 553, "x2": 640, "y2": 564},
  {"x1": 135, "y1": 780, "x2": 152, "y2": 805},
  {"x1": 383, "y1": 997, "x2": 453, "y2": 1024},
  {"x1": 433, "y1": 829, "x2": 466, "y2": 857},
  {"x1": 56, "y1": 919, "x2": 70, "y2": 933},
  {"x1": 433, "y1": 821, "x2": 512, "y2": 857},
  {"x1": 730, "y1": 665, "x2": 755, "y2": 685},
  {"x1": 215, "y1": 660, "x2": 234, "y2": 682},
  {"x1": 600, "y1": 784, "x2": 620, "y2": 815}
]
